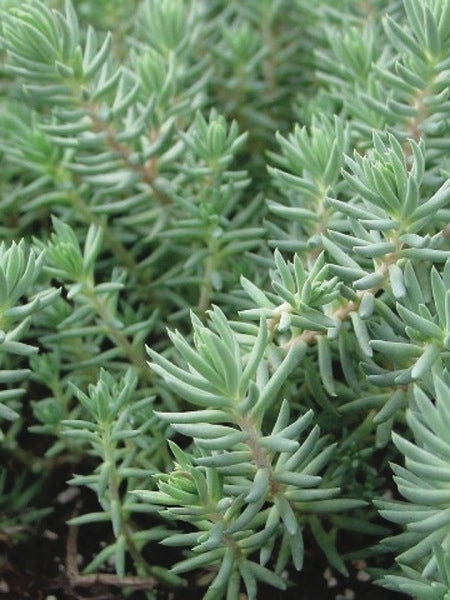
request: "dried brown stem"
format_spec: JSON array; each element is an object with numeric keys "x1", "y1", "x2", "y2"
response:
[
  {"x1": 283, "y1": 258, "x2": 393, "y2": 350},
  {"x1": 65, "y1": 525, "x2": 158, "y2": 590}
]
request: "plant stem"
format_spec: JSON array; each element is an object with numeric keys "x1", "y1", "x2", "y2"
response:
[
  {"x1": 67, "y1": 190, "x2": 139, "y2": 273},
  {"x1": 198, "y1": 253, "x2": 215, "y2": 317},
  {"x1": 83, "y1": 286, "x2": 152, "y2": 382},
  {"x1": 102, "y1": 429, "x2": 155, "y2": 578},
  {"x1": 283, "y1": 252, "x2": 396, "y2": 349}
]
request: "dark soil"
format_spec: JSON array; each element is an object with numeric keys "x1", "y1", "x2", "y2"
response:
[
  {"x1": 0, "y1": 527, "x2": 408, "y2": 600},
  {"x1": 0, "y1": 496, "x2": 408, "y2": 599},
  {"x1": 0, "y1": 445, "x2": 408, "y2": 599}
]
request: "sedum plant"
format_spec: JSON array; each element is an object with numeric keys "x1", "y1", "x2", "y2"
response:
[{"x1": 0, "y1": 0, "x2": 449, "y2": 598}]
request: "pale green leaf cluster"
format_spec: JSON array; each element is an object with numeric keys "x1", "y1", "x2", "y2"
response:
[{"x1": 0, "y1": 0, "x2": 449, "y2": 599}]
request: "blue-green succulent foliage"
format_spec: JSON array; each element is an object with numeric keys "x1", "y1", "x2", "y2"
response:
[{"x1": 0, "y1": 0, "x2": 449, "y2": 598}]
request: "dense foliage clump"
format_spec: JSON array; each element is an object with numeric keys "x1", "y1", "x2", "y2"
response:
[{"x1": 0, "y1": 0, "x2": 449, "y2": 598}]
